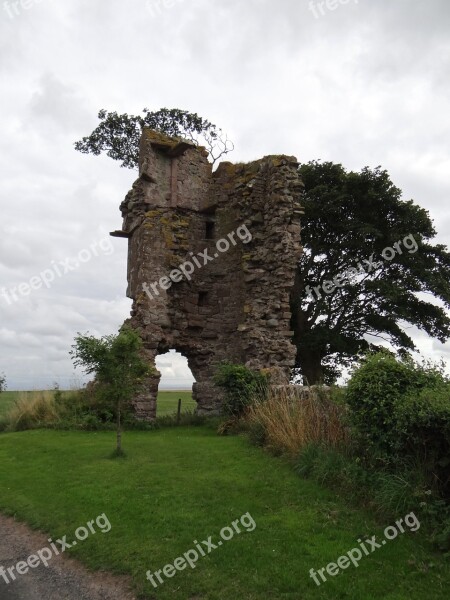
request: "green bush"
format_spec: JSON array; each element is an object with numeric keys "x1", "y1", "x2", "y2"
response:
[
  {"x1": 346, "y1": 351, "x2": 450, "y2": 503},
  {"x1": 55, "y1": 389, "x2": 114, "y2": 427},
  {"x1": 268, "y1": 351, "x2": 450, "y2": 549},
  {"x1": 396, "y1": 387, "x2": 450, "y2": 497},
  {"x1": 346, "y1": 351, "x2": 448, "y2": 455},
  {"x1": 214, "y1": 363, "x2": 268, "y2": 418},
  {"x1": 56, "y1": 385, "x2": 141, "y2": 428}
]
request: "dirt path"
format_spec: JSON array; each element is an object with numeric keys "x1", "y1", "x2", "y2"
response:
[{"x1": 0, "y1": 514, "x2": 137, "y2": 600}]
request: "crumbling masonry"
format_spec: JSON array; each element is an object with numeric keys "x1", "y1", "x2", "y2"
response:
[{"x1": 111, "y1": 129, "x2": 304, "y2": 418}]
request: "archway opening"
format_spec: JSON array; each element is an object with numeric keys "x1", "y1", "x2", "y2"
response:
[{"x1": 155, "y1": 350, "x2": 197, "y2": 416}]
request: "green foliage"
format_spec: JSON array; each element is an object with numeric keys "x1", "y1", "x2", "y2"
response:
[
  {"x1": 214, "y1": 363, "x2": 268, "y2": 418},
  {"x1": 70, "y1": 327, "x2": 153, "y2": 451},
  {"x1": 71, "y1": 327, "x2": 151, "y2": 407},
  {"x1": 296, "y1": 442, "x2": 450, "y2": 549},
  {"x1": 237, "y1": 351, "x2": 449, "y2": 547},
  {"x1": 345, "y1": 351, "x2": 450, "y2": 508},
  {"x1": 395, "y1": 387, "x2": 450, "y2": 497},
  {"x1": 55, "y1": 389, "x2": 118, "y2": 431},
  {"x1": 346, "y1": 351, "x2": 449, "y2": 456},
  {"x1": 74, "y1": 107, "x2": 233, "y2": 168},
  {"x1": 420, "y1": 499, "x2": 450, "y2": 551},
  {"x1": 292, "y1": 160, "x2": 450, "y2": 384}
]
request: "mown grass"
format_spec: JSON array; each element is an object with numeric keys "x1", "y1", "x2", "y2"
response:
[{"x1": 0, "y1": 427, "x2": 448, "y2": 599}]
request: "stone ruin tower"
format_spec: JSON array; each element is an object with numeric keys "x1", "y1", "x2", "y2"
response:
[{"x1": 111, "y1": 129, "x2": 304, "y2": 419}]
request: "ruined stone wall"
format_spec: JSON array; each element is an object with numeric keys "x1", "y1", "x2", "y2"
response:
[{"x1": 112, "y1": 129, "x2": 303, "y2": 418}]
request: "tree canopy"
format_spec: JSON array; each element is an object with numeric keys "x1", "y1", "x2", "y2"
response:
[
  {"x1": 291, "y1": 161, "x2": 450, "y2": 384},
  {"x1": 74, "y1": 107, "x2": 233, "y2": 169}
]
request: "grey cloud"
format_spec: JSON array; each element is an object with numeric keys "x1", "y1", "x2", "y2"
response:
[
  {"x1": 1, "y1": 0, "x2": 449, "y2": 389},
  {"x1": 27, "y1": 73, "x2": 91, "y2": 133}
]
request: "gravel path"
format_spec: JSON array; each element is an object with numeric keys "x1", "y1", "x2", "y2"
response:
[{"x1": 0, "y1": 514, "x2": 137, "y2": 600}]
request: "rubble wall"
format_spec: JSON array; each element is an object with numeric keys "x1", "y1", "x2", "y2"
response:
[{"x1": 113, "y1": 129, "x2": 303, "y2": 418}]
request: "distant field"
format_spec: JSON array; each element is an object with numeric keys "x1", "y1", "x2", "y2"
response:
[
  {"x1": 0, "y1": 390, "x2": 195, "y2": 419},
  {"x1": 154, "y1": 390, "x2": 196, "y2": 415},
  {"x1": 0, "y1": 391, "x2": 19, "y2": 418}
]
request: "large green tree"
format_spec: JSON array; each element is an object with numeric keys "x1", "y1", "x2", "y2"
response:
[
  {"x1": 74, "y1": 107, "x2": 233, "y2": 169},
  {"x1": 70, "y1": 327, "x2": 152, "y2": 455},
  {"x1": 291, "y1": 161, "x2": 450, "y2": 385}
]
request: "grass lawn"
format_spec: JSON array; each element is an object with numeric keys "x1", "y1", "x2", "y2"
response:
[
  {"x1": 0, "y1": 390, "x2": 195, "y2": 419},
  {"x1": 0, "y1": 427, "x2": 448, "y2": 599}
]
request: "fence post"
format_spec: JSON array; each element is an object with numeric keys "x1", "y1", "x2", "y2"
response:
[{"x1": 176, "y1": 398, "x2": 182, "y2": 424}]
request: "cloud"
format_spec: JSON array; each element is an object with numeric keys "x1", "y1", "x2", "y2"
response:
[
  {"x1": 1, "y1": 0, "x2": 449, "y2": 389},
  {"x1": 27, "y1": 72, "x2": 91, "y2": 134}
]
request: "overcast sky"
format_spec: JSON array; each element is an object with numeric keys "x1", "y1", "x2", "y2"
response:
[{"x1": 1, "y1": 0, "x2": 449, "y2": 390}]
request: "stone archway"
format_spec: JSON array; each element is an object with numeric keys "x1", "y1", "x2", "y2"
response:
[{"x1": 130, "y1": 341, "x2": 221, "y2": 420}]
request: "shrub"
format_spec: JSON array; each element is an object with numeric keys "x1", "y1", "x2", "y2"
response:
[
  {"x1": 396, "y1": 387, "x2": 450, "y2": 497},
  {"x1": 79, "y1": 384, "x2": 128, "y2": 423},
  {"x1": 346, "y1": 351, "x2": 450, "y2": 502},
  {"x1": 214, "y1": 363, "x2": 268, "y2": 418},
  {"x1": 246, "y1": 386, "x2": 349, "y2": 456},
  {"x1": 346, "y1": 351, "x2": 448, "y2": 455}
]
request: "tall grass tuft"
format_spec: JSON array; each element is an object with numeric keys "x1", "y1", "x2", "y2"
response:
[
  {"x1": 246, "y1": 386, "x2": 349, "y2": 456},
  {"x1": 6, "y1": 391, "x2": 60, "y2": 431}
]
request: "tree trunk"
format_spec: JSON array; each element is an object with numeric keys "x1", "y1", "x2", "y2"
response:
[
  {"x1": 290, "y1": 270, "x2": 325, "y2": 385},
  {"x1": 297, "y1": 351, "x2": 325, "y2": 385}
]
